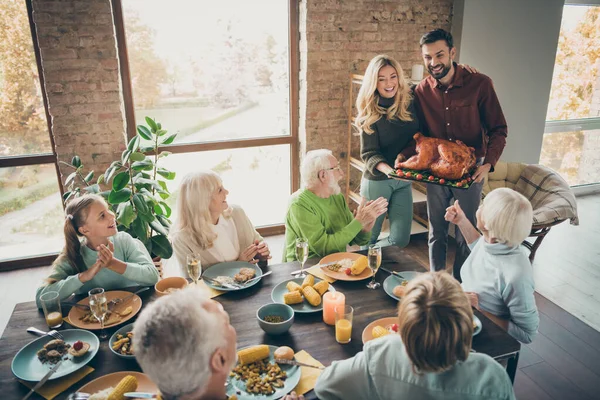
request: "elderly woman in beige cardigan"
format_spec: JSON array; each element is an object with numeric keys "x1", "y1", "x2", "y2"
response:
[{"x1": 169, "y1": 171, "x2": 270, "y2": 273}]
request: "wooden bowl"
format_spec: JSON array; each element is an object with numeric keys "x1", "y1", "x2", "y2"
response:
[{"x1": 154, "y1": 276, "x2": 189, "y2": 297}]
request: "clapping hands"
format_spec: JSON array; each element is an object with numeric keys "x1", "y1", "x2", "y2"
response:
[{"x1": 355, "y1": 197, "x2": 388, "y2": 231}]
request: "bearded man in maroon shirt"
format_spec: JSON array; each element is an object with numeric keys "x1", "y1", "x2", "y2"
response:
[{"x1": 400, "y1": 29, "x2": 508, "y2": 281}]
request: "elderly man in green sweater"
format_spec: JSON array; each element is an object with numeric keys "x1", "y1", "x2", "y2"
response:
[{"x1": 284, "y1": 149, "x2": 388, "y2": 261}]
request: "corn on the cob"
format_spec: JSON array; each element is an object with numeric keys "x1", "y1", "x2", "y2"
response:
[
  {"x1": 371, "y1": 326, "x2": 390, "y2": 339},
  {"x1": 351, "y1": 256, "x2": 369, "y2": 275},
  {"x1": 286, "y1": 281, "x2": 303, "y2": 293},
  {"x1": 284, "y1": 291, "x2": 303, "y2": 305},
  {"x1": 302, "y1": 286, "x2": 321, "y2": 306},
  {"x1": 237, "y1": 345, "x2": 270, "y2": 365},
  {"x1": 313, "y1": 280, "x2": 329, "y2": 296},
  {"x1": 301, "y1": 275, "x2": 314, "y2": 289},
  {"x1": 107, "y1": 375, "x2": 138, "y2": 400}
]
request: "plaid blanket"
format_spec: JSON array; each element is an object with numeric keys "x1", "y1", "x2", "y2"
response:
[{"x1": 515, "y1": 164, "x2": 579, "y2": 226}]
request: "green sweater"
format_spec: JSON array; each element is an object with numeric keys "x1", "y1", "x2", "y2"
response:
[
  {"x1": 284, "y1": 189, "x2": 370, "y2": 261},
  {"x1": 360, "y1": 96, "x2": 420, "y2": 180},
  {"x1": 315, "y1": 334, "x2": 516, "y2": 400},
  {"x1": 36, "y1": 232, "x2": 160, "y2": 308}
]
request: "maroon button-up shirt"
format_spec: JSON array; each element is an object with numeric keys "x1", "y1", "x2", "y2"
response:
[{"x1": 413, "y1": 63, "x2": 507, "y2": 167}]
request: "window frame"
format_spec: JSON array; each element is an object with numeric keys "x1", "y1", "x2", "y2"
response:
[
  {"x1": 542, "y1": 2, "x2": 600, "y2": 192},
  {"x1": 111, "y1": 0, "x2": 300, "y2": 236},
  {"x1": 0, "y1": 0, "x2": 64, "y2": 271}
]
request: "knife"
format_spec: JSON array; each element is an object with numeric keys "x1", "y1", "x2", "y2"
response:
[
  {"x1": 243, "y1": 270, "x2": 272, "y2": 285},
  {"x1": 21, "y1": 360, "x2": 62, "y2": 400},
  {"x1": 124, "y1": 393, "x2": 158, "y2": 399},
  {"x1": 61, "y1": 302, "x2": 90, "y2": 310},
  {"x1": 379, "y1": 267, "x2": 405, "y2": 280}
]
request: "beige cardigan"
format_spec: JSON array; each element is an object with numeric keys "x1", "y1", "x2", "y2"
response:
[{"x1": 170, "y1": 205, "x2": 263, "y2": 274}]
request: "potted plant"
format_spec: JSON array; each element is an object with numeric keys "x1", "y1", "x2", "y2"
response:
[{"x1": 61, "y1": 117, "x2": 177, "y2": 268}]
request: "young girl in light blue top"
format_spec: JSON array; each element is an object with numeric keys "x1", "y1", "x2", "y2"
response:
[
  {"x1": 445, "y1": 187, "x2": 539, "y2": 343},
  {"x1": 36, "y1": 194, "x2": 160, "y2": 308},
  {"x1": 315, "y1": 272, "x2": 515, "y2": 400}
]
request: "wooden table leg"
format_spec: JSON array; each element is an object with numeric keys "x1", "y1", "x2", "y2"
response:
[{"x1": 506, "y1": 351, "x2": 520, "y2": 384}]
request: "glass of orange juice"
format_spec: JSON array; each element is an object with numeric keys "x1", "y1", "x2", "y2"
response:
[
  {"x1": 40, "y1": 291, "x2": 63, "y2": 329},
  {"x1": 334, "y1": 305, "x2": 353, "y2": 344}
]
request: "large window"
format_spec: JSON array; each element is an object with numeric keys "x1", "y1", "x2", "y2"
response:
[
  {"x1": 541, "y1": 4, "x2": 600, "y2": 186},
  {"x1": 116, "y1": 0, "x2": 298, "y2": 229},
  {"x1": 0, "y1": 0, "x2": 62, "y2": 268}
]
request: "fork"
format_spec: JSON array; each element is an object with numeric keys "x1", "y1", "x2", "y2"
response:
[
  {"x1": 107, "y1": 287, "x2": 150, "y2": 309},
  {"x1": 27, "y1": 327, "x2": 65, "y2": 341}
]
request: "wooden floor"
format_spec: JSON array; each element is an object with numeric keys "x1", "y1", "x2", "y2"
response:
[{"x1": 1, "y1": 194, "x2": 599, "y2": 399}]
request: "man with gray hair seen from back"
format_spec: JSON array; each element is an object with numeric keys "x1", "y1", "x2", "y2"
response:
[
  {"x1": 133, "y1": 287, "x2": 304, "y2": 400},
  {"x1": 284, "y1": 149, "x2": 388, "y2": 261}
]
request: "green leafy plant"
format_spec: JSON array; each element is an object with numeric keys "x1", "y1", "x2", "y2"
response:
[{"x1": 61, "y1": 117, "x2": 177, "y2": 259}]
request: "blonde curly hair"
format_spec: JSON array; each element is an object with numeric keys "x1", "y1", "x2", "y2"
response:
[{"x1": 354, "y1": 54, "x2": 413, "y2": 135}]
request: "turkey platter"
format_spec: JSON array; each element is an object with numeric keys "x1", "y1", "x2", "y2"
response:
[{"x1": 396, "y1": 133, "x2": 476, "y2": 180}]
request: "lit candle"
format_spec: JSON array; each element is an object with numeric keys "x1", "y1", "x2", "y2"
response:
[
  {"x1": 323, "y1": 291, "x2": 345, "y2": 325},
  {"x1": 411, "y1": 64, "x2": 424, "y2": 81}
]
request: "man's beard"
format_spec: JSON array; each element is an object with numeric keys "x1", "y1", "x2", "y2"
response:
[
  {"x1": 328, "y1": 180, "x2": 341, "y2": 195},
  {"x1": 428, "y1": 61, "x2": 452, "y2": 80}
]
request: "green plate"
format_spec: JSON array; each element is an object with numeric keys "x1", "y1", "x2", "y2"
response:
[
  {"x1": 382, "y1": 271, "x2": 422, "y2": 301},
  {"x1": 226, "y1": 345, "x2": 301, "y2": 400},
  {"x1": 109, "y1": 323, "x2": 135, "y2": 359},
  {"x1": 202, "y1": 261, "x2": 262, "y2": 292},
  {"x1": 271, "y1": 277, "x2": 335, "y2": 313},
  {"x1": 11, "y1": 329, "x2": 99, "y2": 381}
]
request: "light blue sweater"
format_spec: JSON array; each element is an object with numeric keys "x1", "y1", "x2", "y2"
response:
[
  {"x1": 36, "y1": 232, "x2": 160, "y2": 308},
  {"x1": 461, "y1": 237, "x2": 539, "y2": 344},
  {"x1": 315, "y1": 334, "x2": 516, "y2": 400}
]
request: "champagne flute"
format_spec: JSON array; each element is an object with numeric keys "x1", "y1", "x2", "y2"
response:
[
  {"x1": 187, "y1": 254, "x2": 201, "y2": 285},
  {"x1": 88, "y1": 288, "x2": 108, "y2": 340},
  {"x1": 366, "y1": 244, "x2": 382, "y2": 289},
  {"x1": 294, "y1": 238, "x2": 309, "y2": 278}
]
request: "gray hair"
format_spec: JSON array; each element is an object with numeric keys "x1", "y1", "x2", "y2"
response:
[
  {"x1": 481, "y1": 188, "x2": 533, "y2": 247},
  {"x1": 132, "y1": 288, "x2": 226, "y2": 398},
  {"x1": 301, "y1": 149, "x2": 334, "y2": 189}
]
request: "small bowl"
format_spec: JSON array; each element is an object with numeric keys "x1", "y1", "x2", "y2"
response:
[
  {"x1": 155, "y1": 276, "x2": 189, "y2": 297},
  {"x1": 109, "y1": 323, "x2": 135, "y2": 359},
  {"x1": 256, "y1": 303, "x2": 294, "y2": 335}
]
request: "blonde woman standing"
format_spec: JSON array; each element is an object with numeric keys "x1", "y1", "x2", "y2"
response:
[
  {"x1": 355, "y1": 55, "x2": 419, "y2": 248},
  {"x1": 36, "y1": 194, "x2": 159, "y2": 308},
  {"x1": 169, "y1": 171, "x2": 270, "y2": 274}
]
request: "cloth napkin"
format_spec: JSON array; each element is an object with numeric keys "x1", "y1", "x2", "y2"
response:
[
  {"x1": 292, "y1": 350, "x2": 325, "y2": 395},
  {"x1": 19, "y1": 366, "x2": 95, "y2": 400},
  {"x1": 306, "y1": 266, "x2": 336, "y2": 283},
  {"x1": 197, "y1": 280, "x2": 226, "y2": 298}
]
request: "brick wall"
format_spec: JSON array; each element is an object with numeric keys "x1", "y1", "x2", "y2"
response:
[
  {"x1": 32, "y1": 0, "x2": 126, "y2": 182},
  {"x1": 299, "y1": 0, "x2": 453, "y2": 191}
]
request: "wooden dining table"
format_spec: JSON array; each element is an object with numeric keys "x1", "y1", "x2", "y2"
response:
[{"x1": 0, "y1": 246, "x2": 520, "y2": 400}]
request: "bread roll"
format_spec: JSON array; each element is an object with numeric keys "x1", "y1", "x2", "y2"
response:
[
  {"x1": 274, "y1": 346, "x2": 294, "y2": 360},
  {"x1": 392, "y1": 285, "x2": 406, "y2": 298}
]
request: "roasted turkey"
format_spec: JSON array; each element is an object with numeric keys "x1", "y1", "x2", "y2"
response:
[{"x1": 397, "y1": 133, "x2": 476, "y2": 180}]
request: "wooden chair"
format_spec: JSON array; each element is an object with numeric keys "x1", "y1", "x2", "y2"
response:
[{"x1": 482, "y1": 161, "x2": 579, "y2": 262}]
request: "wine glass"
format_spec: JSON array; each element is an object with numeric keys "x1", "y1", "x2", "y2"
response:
[
  {"x1": 88, "y1": 288, "x2": 108, "y2": 340},
  {"x1": 294, "y1": 238, "x2": 309, "y2": 278},
  {"x1": 366, "y1": 244, "x2": 382, "y2": 289},
  {"x1": 186, "y1": 254, "x2": 201, "y2": 285}
]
